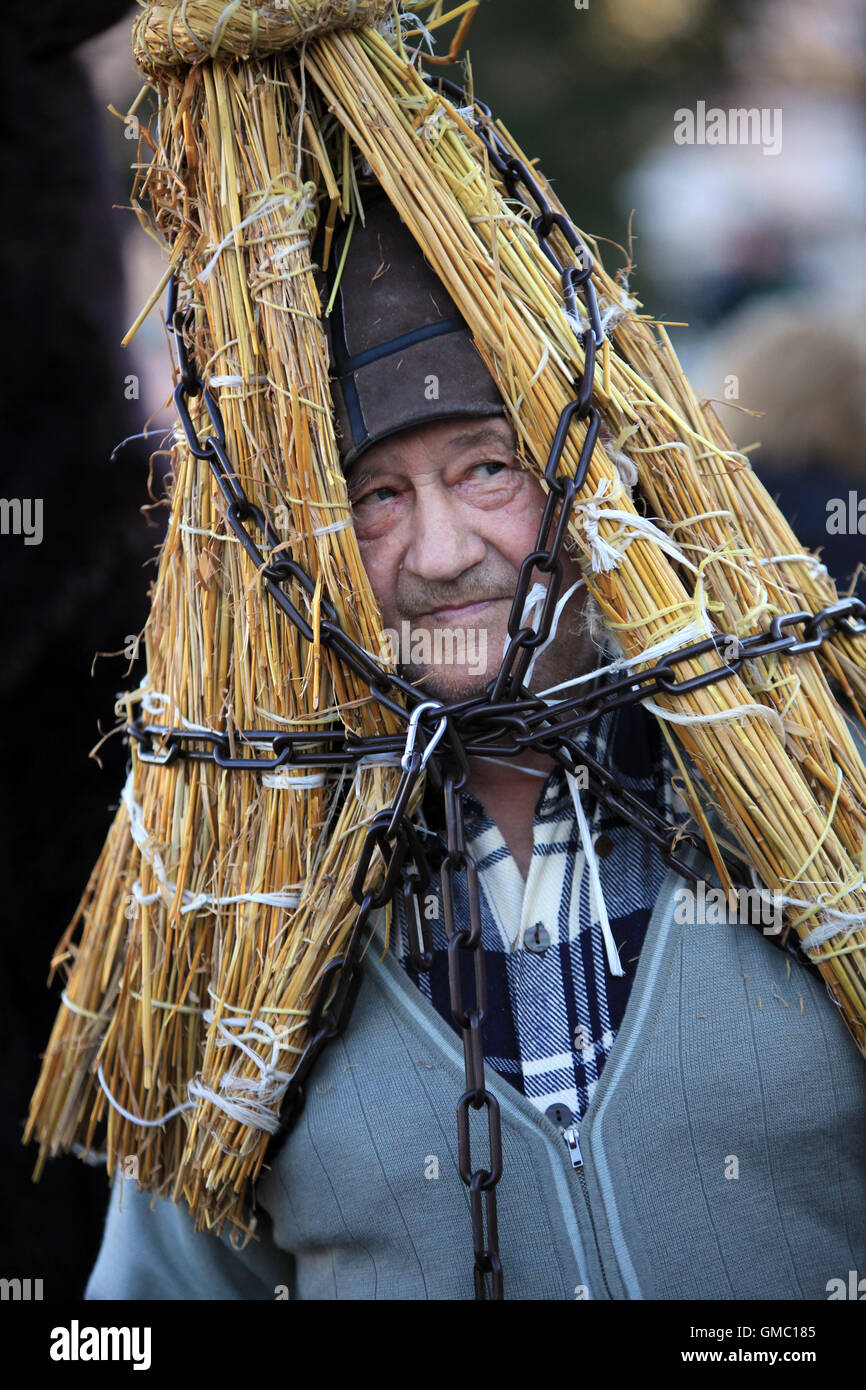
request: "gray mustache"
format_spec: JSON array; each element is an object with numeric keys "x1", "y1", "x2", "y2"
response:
[
  {"x1": 401, "y1": 592, "x2": 513, "y2": 619},
  {"x1": 398, "y1": 569, "x2": 518, "y2": 619}
]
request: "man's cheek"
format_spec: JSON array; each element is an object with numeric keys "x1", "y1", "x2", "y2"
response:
[{"x1": 355, "y1": 552, "x2": 393, "y2": 620}]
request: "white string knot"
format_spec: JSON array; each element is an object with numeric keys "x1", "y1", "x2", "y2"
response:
[
  {"x1": 572, "y1": 478, "x2": 693, "y2": 575},
  {"x1": 186, "y1": 1004, "x2": 295, "y2": 1134},
  {"x1": 597, "y1": 286, "x2": 638, "y2": 337},
  {"x1": 374, "y1": 6, "x2": 435, "y2": 61},
  {"x1": 96, "y1": 995, "x2": 301, "y2": 1137}
]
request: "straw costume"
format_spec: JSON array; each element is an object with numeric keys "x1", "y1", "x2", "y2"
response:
[{"x1": 27, "y1": 2, "x2": 866, "y2": 1300}]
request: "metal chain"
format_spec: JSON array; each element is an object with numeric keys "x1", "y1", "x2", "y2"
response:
[
  {"x1": 129, "y1": 601, "x2": 866, "y2": 775},
  {"x1": 441, "y1": 773, "x2": 503, "y2": 1299},
  {"x1": 142, "y1": 84, "x2": 866, "y2": 1300}
]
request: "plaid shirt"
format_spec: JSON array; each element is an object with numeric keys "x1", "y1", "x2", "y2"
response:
[{"x1": 393, "y1": 703, "x2": 676, "y2": 1124}]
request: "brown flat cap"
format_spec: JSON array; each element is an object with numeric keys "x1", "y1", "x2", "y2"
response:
[{"x1": 315, "y1": 189, "x2": 505, "y2": 471}]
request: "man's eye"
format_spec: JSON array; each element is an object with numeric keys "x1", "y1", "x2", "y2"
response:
[
  {"x1": 354, "y1": 485, "x2": 397, "y2": 505},
  {"x1": 471, "y1": 460, "x2": 508, "y2": 479}
]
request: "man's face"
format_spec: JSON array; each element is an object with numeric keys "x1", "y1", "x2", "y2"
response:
[{"x1": 347, "y1": 416, "x2": 594, "y2": 701}]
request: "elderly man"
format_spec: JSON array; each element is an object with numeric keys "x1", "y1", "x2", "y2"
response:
[{"x1": 86, "y1": 194, "x2": 866, "y2": 1302}]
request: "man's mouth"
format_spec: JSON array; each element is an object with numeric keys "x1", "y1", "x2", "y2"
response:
[{"x1": 422, "y1": 598, "x2": 505, "y2": 623}]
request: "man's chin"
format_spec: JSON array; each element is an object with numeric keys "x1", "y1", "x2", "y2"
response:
[{"x1": 400, "y1": 665, "x2": 493, "y2": 704}]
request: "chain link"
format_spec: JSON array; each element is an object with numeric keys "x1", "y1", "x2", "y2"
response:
[
  {"x1": 141, "y1": 82, "x2": 866, "y2": 1300},
  {"x1": 440, "y1": 771, "x2": 504, "y2": 1298}
]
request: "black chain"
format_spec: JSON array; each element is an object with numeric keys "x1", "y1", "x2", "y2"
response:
[
  {"x1": 143, "y1": 85, "x2": 866, "y2": 1300},
  {"x1": 130, "y1": 599, "x2": 866, "y2": 774},
  {"x1": 439, "y1": 772, "x2": 504, "y2": 1298}
]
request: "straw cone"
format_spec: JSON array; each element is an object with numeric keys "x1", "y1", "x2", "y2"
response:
[{"x1": 25, "y1": 3, "x2": 866, "y2": 1236}]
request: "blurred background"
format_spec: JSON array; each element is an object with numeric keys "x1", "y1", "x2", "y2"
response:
[{"x1": 2, "y1": 0, "x2": 863, "y2": 1297}]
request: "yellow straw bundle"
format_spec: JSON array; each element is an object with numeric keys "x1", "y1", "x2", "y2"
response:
[
  {"x1": 303, "y1": 18, "x2": 866, "y2": 1013},
  {"x1": 25, "y1": 2, "x2": 866, "y2": 1236},
  {"x1": 28, "y1": 35, "x2": 405, "y2": 1232}
]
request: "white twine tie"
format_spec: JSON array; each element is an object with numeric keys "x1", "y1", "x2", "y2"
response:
[
  {"x1": 566, "y1": 771, "x2": 624, "y2": 977},
  {"x1": 96, "y1": 993, "x2": 301, "y2": 1135},
  {"x1": 507, "y1": 578, "x2": 586, "y2": 686}
]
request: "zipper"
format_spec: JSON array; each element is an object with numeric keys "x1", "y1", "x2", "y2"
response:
[
  {"x1": 562, "y1": 1123, "x2": 583, "y2": 1169},
  {"x1": 562, "y1": 1125, "x2": 594, "y2": 1225},
  {"x1": 560, "y1": 1121, "x2": 615, "y2": 1298}
]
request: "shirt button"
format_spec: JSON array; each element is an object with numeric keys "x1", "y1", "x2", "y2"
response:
[
  {"x1": 525, "y1": 922, "x2": 550, "y2": 954},
  {"x1": 594, "y1": 833, "x2": 614, "y2": 858},
  {"x1": 545, "y1": 1102, "x2": 574, "y2": 1127}
]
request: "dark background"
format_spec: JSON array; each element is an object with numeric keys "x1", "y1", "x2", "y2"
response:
[{"x1": 2, "y1": 0, "x2": 862, "y2": 1298}]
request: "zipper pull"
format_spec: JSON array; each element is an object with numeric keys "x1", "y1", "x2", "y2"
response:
[{"x1": 562, "y1": 1123, "x2": 583, "y2": 1168}]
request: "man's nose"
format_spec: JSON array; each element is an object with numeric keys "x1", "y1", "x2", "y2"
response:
[{"x1": 402, "y1": 487, "x2": 486, "y2": 582}]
